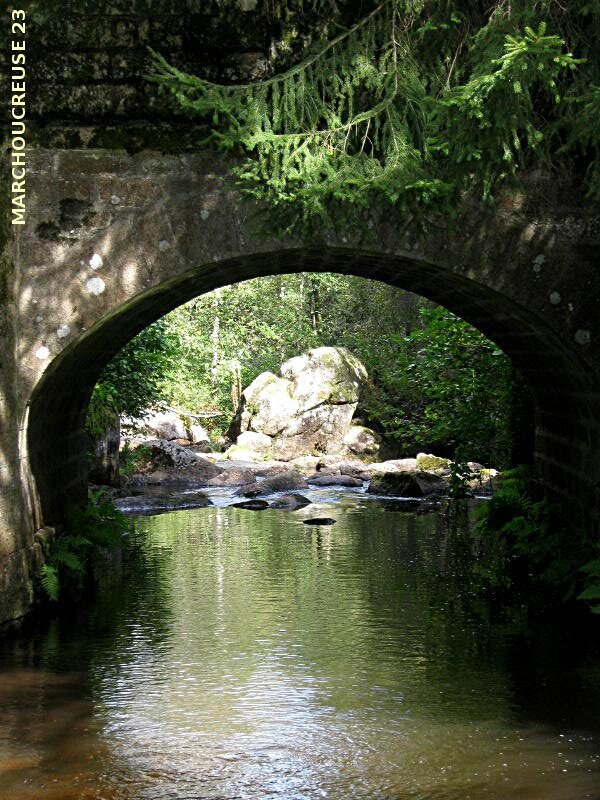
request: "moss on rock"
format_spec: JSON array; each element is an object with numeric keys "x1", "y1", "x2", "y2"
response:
[{"x1": 416, "y1": 453, "x2": 450, "y2": 472}]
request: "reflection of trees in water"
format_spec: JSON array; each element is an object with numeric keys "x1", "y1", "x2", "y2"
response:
[
  {"x1": 2, "y1": 504, "x2": 600, "y2": 797},
  {"x1": 111, "y1": 506, "x2": 513, "y2": 723}
]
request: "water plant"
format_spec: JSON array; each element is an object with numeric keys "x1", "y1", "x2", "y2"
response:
[
  {"x1": 40, "y1": 490, "x2": 130, "y2": 602},
  {"x1": 473, "y1": 466, "x2": 599, "y2": 614}
]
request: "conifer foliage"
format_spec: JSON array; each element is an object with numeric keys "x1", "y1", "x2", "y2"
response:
[{"x1": 149, "y1": 0, "x2": 595, "y2": 234}]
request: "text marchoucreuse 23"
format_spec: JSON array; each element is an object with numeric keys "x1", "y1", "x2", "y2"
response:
[{"x1": 10, "y1": 8, "x2": 26, "y2": 226}]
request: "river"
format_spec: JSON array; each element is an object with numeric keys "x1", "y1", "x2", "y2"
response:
[{"x1": 1, "y1": 489, "x2": 599, "y2": 799}]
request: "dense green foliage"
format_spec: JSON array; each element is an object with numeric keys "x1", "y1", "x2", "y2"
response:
[
  {"x1": 95, "y1": 320, "x2": 178, "y2": 419},
  {"x1": 157, "y1": 274, "x2": 424, "y2": 423},
  {"x1": 86, "y1": 321, "x2": 177, "y2": 452},
  {"x1": 150, "y1": 0, "x2": 597, "y2": 234},
  {"x1": 473, "y1": 467, "x2": 600, "y2": 615},
  {"x1": 95, "y1": 274, "x2": 516, "y2": 466},
  {"x1": 40, "y1": 491, "x2": 129, "y2": 602},
  {"x1": 86, "y1": 383, "x2": 120, "y2": 444},
  {"x1": 86, "y1": 320, "x2": 178, "y2": 448},
  {"x1": 361, "y1": 305, "x2": 513, "y2": 463}
]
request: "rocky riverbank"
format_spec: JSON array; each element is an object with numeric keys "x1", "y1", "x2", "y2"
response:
[
  {"x1": 98, "y1": 346, "x2": 498, "y2": 516},
  {"x1": 103, "y1": 438, "x2": 497, "y2": 516}
]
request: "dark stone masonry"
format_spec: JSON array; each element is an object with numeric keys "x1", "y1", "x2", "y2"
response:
[{"x1": 0, "y1": 1, "x2": 599, "y2": 625}]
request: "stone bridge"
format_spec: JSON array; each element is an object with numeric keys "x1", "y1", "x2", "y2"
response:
[
  {"x1": 1, "y1": 146, "x2": 599, "y2": 625},
  {"x1": 1, "y1": 0, "x2": 600, "y2": 626}
]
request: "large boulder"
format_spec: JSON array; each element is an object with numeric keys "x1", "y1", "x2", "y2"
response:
[
  {"x1": 367, "y1": 458, "x2": 418, "y2": 475},
  {"x1": 143, "y1": 410, "x2": 189, "y2": 441},
  {"x1": 269, "y1": 404, "x2": 356, "y2": 460},
  {"x1": 342, "y1": 425, "x2": 381, "y2": 456},
  {"x1": 205, "y1": 468, "x2": 257, "y2": 487},
  {"x1": 126, "y1": 440, "x2": 223, "y2": 485},
  {"x1": 384, "y1": 458, "x2": 419, "y2": 472},
  {"x1": 280, "y1": 347, "x2": 367, "y2": 409},
  {"x1": 368, "y1": 473, "x2": 424, "y2": 497},
  {"x1": 240, "y1": 371, "x2": 298, "y2": 436},
  {"x1": 241, "y1": 471, "x2": 309, "y2": 496},
  {"x1": 236, "y1": 430, "x2": 272, "y2": 454},
  {"x1": 223, "y1": 445, "x2": 265, "y2": 463},
  {"x1": 368, "y1": 471, "x2": 446, "y2": 497},
  {"x1": 190, "y1": 423, "x2": 210, "y2": 445},
  {"x1": 228, "y1": 347, "x2": 369, "y2": 460}
]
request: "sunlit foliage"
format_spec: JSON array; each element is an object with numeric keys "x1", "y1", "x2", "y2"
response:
[{"x1": 149, "y1": 0, "x2": 595, "y2": 234}]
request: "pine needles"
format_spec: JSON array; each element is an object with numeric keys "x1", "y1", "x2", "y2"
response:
[{"x1": 148, "y1": 0, "x2": 590, "y2": 235}]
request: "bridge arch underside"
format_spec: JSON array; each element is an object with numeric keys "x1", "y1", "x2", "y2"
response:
[{"x1": 27, "y1": 248, "x2": 599, "y2": 530}]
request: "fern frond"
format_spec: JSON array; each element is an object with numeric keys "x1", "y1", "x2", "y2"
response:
[{"x1": 40, "y1": 564, "x2": 60, "y2": 602}]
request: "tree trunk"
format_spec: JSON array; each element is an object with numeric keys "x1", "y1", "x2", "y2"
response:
[
  {"x1": 231, "y1": 359, "x2": 242, "y2": 412},
  {"x1": 210, "y1": 288, "x2": 222, "y2": 385},
  {"x1": 89, "y1": 413, "x2": 121, "y2": 486},
  {"x1": 308, "y1": 275, "x2": 320, "y2": 335}
]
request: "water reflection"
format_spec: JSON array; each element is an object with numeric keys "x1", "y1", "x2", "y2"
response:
[{"x1": 0, "y1": 502, "x2": 599, "y2": 799}]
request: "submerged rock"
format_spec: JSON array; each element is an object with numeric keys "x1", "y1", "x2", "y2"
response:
[
  {"x1": 232, "y1": 499, "x2": 270, "y2": 511},
  {"x1": 270, "y1": 493, "x2": 312, "y2": 510},
  {"x1": 307, "y1": 474, "x2": 363, "y2": 487},
  {"x1": 115, "y1": 491, "x2": 212, "y2": 515},
  {"x1": 368, "y1": 473, "x2": 424, "y2": 497},
  {"x1": 376, "y1": 497, "x2": 441, "y2": 513},
  {"x1": 244, "y1": 471, "x2": 309, "y2": 496}
]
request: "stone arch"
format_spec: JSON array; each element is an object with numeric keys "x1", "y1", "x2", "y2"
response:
[
  {"x1": 26, "y1": 246, "x2": 597, "y2": 527},
  {"x1": 0, "y1": 147, "x2": 594, "y2": 629}
]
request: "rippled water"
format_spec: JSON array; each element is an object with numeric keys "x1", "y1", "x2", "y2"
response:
[{"x1": 1, "y1": 496, "x2": 599, "y2": 799}]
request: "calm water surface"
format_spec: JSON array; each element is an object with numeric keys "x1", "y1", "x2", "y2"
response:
[{"x1": 1, "y1": 494, "x2": 599, "y2": 799}]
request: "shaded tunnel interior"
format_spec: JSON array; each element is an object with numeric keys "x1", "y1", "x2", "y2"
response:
[{"x1": 26, "y1": 248, "x2": 599, "y2": 527}]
